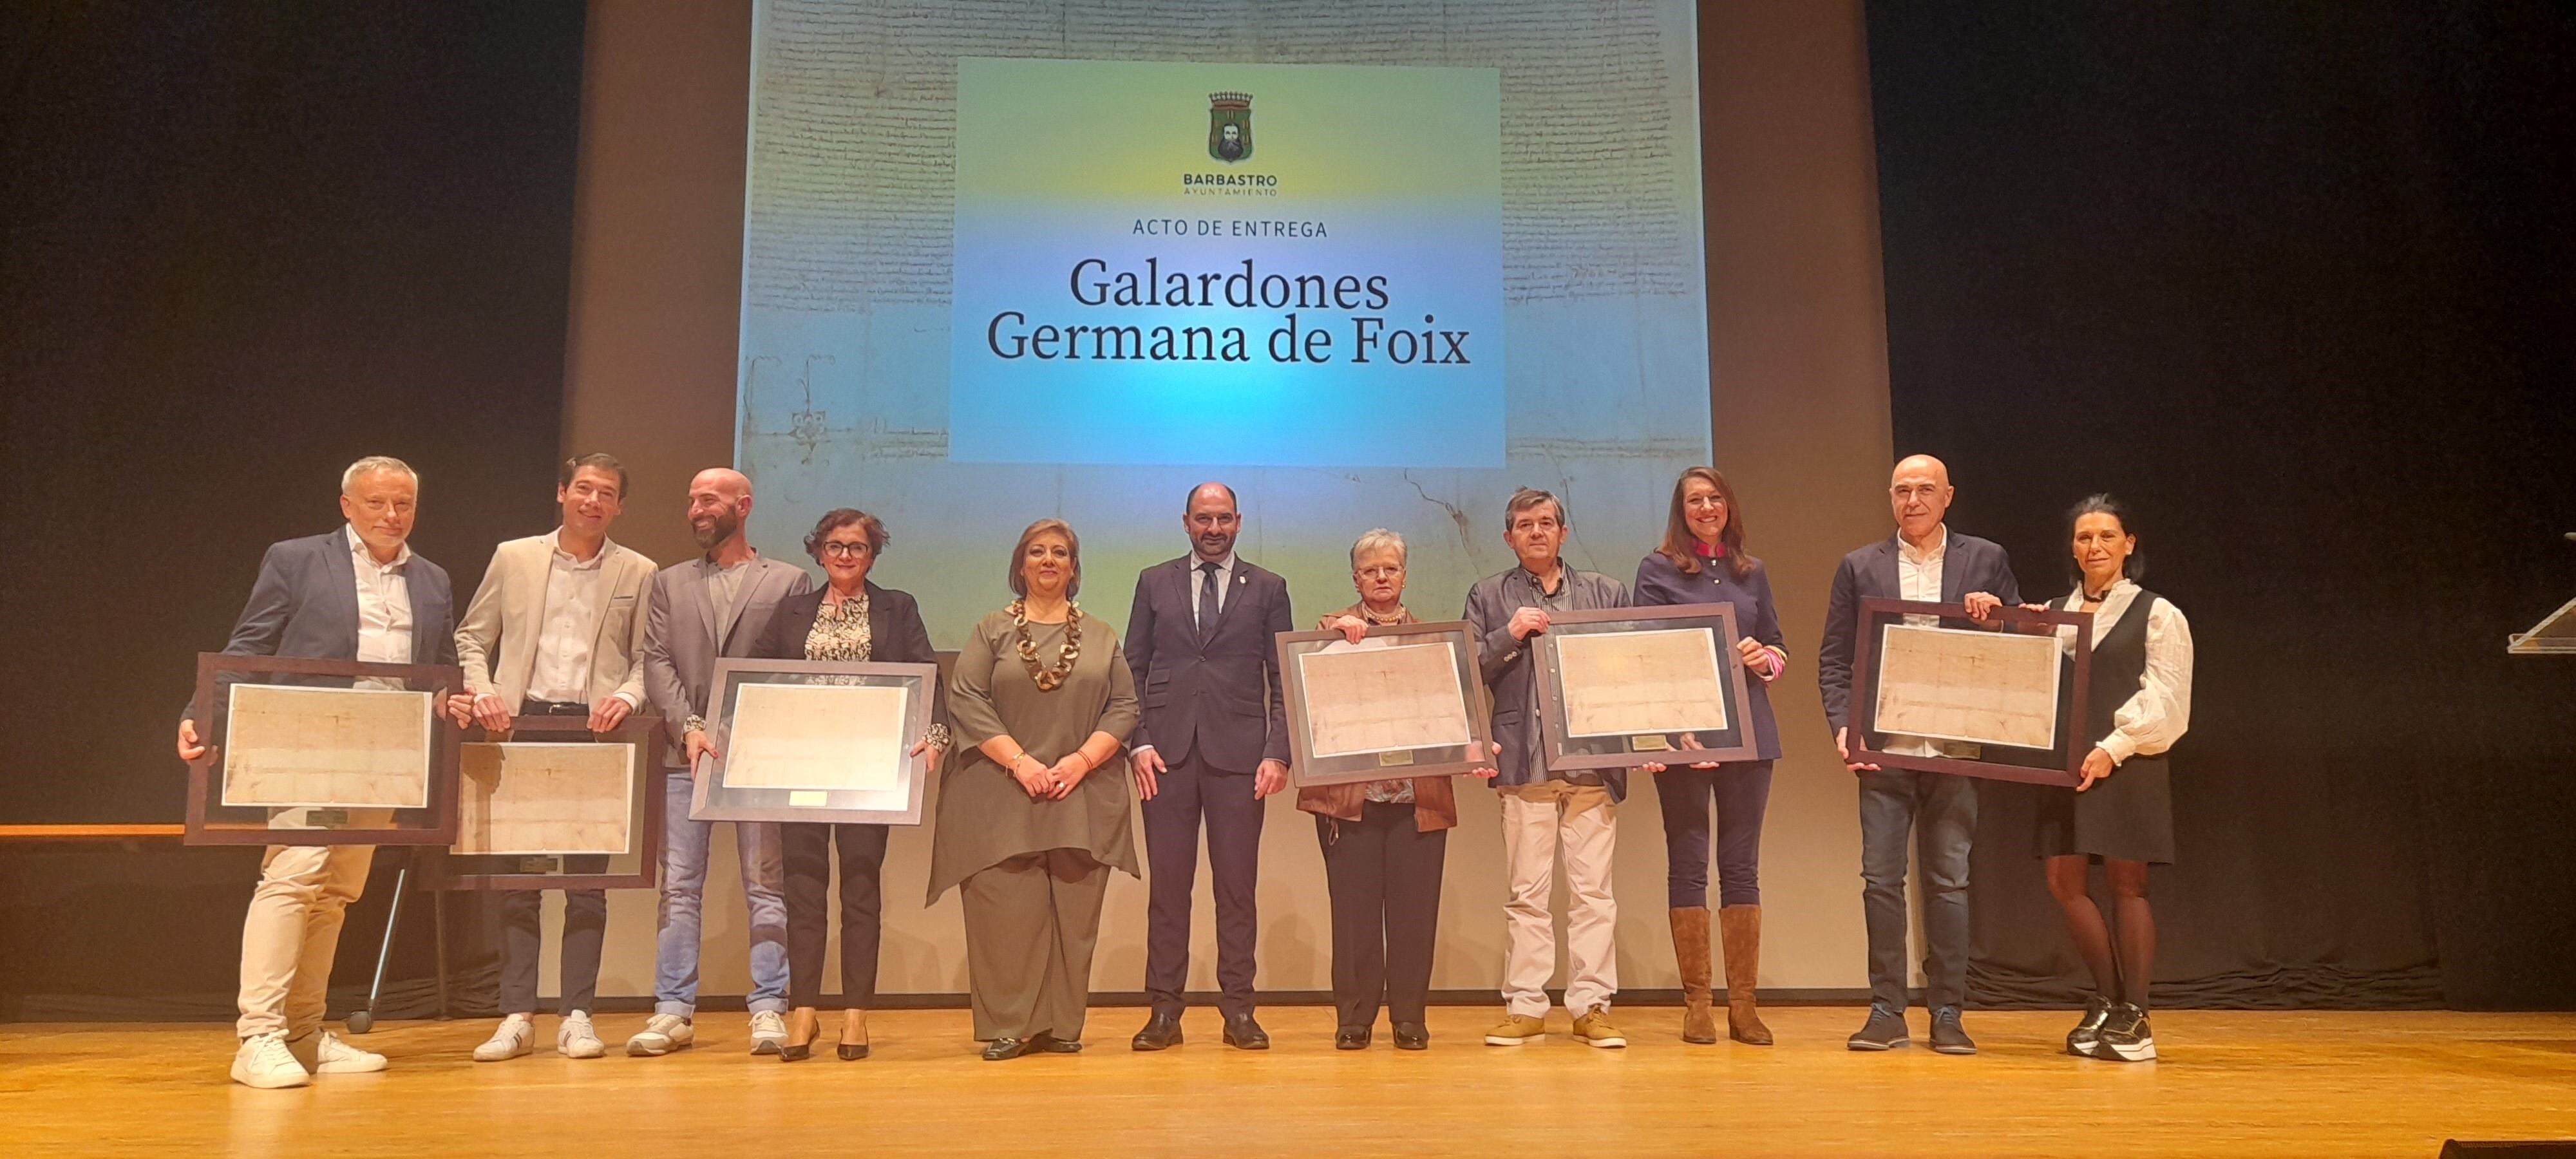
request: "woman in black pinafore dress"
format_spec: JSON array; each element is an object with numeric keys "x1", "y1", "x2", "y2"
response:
[{"x1": 2031, "y1": 495, "x2": 2193, "y2": 1064}]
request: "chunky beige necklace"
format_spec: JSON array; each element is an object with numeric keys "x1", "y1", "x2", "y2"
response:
[{"x1": 1009, "y1": 598, "x2": 1083, "y2": 692}]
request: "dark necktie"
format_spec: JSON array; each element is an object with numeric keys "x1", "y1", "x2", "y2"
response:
[{"x1": 1197, "y1": 560, "x2": 1222, "y2": 632}]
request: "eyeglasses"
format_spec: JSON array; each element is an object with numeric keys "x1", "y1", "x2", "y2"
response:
[{"x1": 820, "y1": 542, "x2": 871, "y2": 559}]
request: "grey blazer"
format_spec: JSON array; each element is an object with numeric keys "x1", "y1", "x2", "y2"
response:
[
  {"x1": 1461, "y1": 566, "x2": 1631, "y2": 796},
  {"x1": 1815, "y1": 530, "x2": 2023, "y2": 733},
  {"x1": 184, "y1": 529, "x2": 457, "y2": 722},
  {"x1": 1121, "y1": 554, "x2": 1294, "y2": 771},
  {"x1": 640, "y1": 553, "x2": 813, "y2": 769}
]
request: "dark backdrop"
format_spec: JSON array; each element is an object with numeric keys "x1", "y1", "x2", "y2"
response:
[
  {"x1": 0, "y1": 2, "x2": 587, "y2": 1016},
  {"x1": 1866, "y1": 1, "x2": 2576, "y2": 1009}
]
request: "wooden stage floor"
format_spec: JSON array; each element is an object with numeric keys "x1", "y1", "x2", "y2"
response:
[{"x1": 5, "y1": 1006, "x2": 2574, "y2": 1156}]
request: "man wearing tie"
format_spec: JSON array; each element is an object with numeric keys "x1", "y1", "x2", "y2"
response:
[
  {"x1": 1817, "y1": 453, "x2": 2021, "y2": 1056},
  {"x1": 448, "y1": 453, "x2": 656, "y2": 1062},
  {"x1": 627, "y1": 467, "x2": 812, "y2": 1057},
  {"x1": 1125, "y1": 482, "x2": 1295, "y2": 1051},
  {"x1": 176, "y1": 457, "x2": 455, "y2": 1088}
]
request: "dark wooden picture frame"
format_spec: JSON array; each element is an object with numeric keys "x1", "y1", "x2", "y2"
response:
[
  {"x1": 423, "y1": 714, "x2": 667, "y2": 892},
  {"x1": 184, "y1": 652, "x2": 466, "y2": 846},
  {"x1": 1846, "y1": 598, "x2": 2093, "y2": 787},
  {"x1": 1276, "y1": 619, "x2": 1495, "y2": 787},
  {"x1": 692, "y1": 657, "x2": 941, "y2": 825},
  {"x1": 1530, "y1": 603, "x2": 1762, "y2": 773}
]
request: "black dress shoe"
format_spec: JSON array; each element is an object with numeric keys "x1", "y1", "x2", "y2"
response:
[
  {"x1": 1392, "y1": 1022, "x2": 1429, "y2": 1051},
  {"x1": 981, "y1": 1037, "x2": 1031, "y2": 1061},
  {"x1": 1334, "y1": 1026, "x2": 1371, "y2": 1050},
  {"x1": 1131, "y1": 1010, "x2": 1184, "y2": 1051},
  {"x1": 1222, "y1": 1013, "x2": 1270, "y2": 1050},
  {"x1": 1928, "y1": 1006, "x2": 1978, "y2": 1055},
  {"x1": 1846, "y1": 1004, "x2": 1910, "y2": 1051},
  {"x1": 1030, "y1": 1033, "x2": 1084, "y2": 1054}
]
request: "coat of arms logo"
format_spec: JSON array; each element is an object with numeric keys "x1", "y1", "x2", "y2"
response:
[{"x1": 1208, "y1": 91, "x2": 1253, "y2": 164}]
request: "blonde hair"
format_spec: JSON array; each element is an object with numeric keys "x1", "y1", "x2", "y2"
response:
[
  {"x1": 1349, "y1": 528, "x2": 1406, "y2": 567},
  {"x1": 1008, "y1": 518, "x2": 1082, "y2": 598}
]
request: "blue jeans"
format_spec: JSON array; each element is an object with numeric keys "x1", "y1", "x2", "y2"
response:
[
  {"x1": 1857, "y1": 769, "x2": 1977, "y2": 1011},
  {"x1": 654, "y1": 769, "x2": 790, "y2": 1017}
]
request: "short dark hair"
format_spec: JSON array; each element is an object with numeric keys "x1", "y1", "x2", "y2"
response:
[
  {"x1": 1503, "y1": 487, "x2": 1567, "y2": 531},
  {"x1": 1009, "y1": 518, "x2": 1083, "y2": 598},
  {"x1": 559, "y1": 453, "x2": 628, "y2": 498},
  {"x1": 804, "y1": 507, "x2": 889, "y2": 561},
  {"x1": 2063, "y1": 493, "x2": 2146, "y2": 585}
]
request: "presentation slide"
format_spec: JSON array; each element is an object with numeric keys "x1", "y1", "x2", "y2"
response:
[{"x1": 737, "y1": 1, "x2": 1707, "y2": 641}]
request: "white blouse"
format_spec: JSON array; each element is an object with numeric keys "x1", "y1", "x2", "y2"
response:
[{"x1": 2053, "y1": 578, "x2": 2194, "y2": 766}]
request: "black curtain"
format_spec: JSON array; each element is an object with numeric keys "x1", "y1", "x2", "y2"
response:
[
  {"x1": 1866, "y1": 1, "x2": 2576, "y2": 1009},
  {"x1": 0, "y1": 2, "x2": 585, "y2": 1017}
]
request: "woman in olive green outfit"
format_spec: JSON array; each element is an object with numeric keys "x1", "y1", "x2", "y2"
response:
[{"x1": 929, "y1": 518, "x2": 1141, "y2": 1060}]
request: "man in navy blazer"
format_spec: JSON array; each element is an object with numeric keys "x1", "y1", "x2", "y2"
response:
[
  {"x1": 1817, "y1": 453, "x2": 2021, "y2": 1057},
  {"x1": 176, "y1": 457, "x2": 456, "y2": 1089},
  {"x1": 1124, "y1": 482, "x2": 1294, "y2": 1051}
]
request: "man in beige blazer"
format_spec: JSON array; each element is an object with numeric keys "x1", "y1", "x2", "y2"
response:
[{"x1": 448, "y1": 453, "x2": 656, "y2": 1062}]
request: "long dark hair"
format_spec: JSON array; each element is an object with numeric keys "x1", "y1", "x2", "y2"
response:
[
  {"x1": 2063, "y1": 493, "x2": 2146, "y2": 587},
  {"x1": 1656, "y1": 466, "x2": 1752, "y2": 580}
]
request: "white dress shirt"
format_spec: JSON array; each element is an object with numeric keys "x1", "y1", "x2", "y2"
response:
[
  {"x1": 2054, "y1": 578, "x2": 2195, "y2": 765},
  {"x1": 1189, "y1": 551, "x2": 1237, "y2": 628},
  {"x1": 1885, "y1": 527, "x2": 1971, "y2": 760},
  {"x1": 524, "y1": 531, "x2": 636, "y2": 708},
  {"x1": 346, "y1": 525, "x2": 413, "y2": 667}
]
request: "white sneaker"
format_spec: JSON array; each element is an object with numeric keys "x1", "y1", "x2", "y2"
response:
[
  {"x1": 556, "y1": 1011, "x2": 605, "y2": 1059},
  {"x1": 749, "y1": 1010, "x2": 788, "y2": 1055},
  {"x1": 473, "y1": 1015, "x2": 533, "y2": 1062},
  {"x1": 627, "y1": 1013, "x2": 694, "y2": 1057},
  {"x1": 312, "y1": 1030, "x2": 388, "y2": 1074},
  {"x1": 231, "y1": 1032, "x2": 310, "y2": 1089}
]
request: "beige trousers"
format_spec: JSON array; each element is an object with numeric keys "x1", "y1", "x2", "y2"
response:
[
  {"x1": 236, "y1": 843, "x2": 375, "y2": 1039},
  {"x1": 1499, "y1": 781, "x2": 1618, "y2": 1018}
]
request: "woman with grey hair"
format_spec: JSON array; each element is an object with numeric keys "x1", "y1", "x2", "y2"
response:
[{"x1": 1296, "y1": 529, "x2": 1489, "y2": 1050}]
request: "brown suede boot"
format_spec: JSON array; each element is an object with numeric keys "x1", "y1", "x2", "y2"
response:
[
  {"x1": 1719, "y1": 905, "x2": 1774, "y2": 1045},
  {"x1": 1670, "y1": 906, "x2": 1717, "y2": 1044}
]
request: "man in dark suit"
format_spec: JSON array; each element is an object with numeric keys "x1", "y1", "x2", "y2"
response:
[
  {"x1": 1124, "y1": 482, "x2": 1294, "y2": 1050},
  {"x1": 175, "y1": 456, "x2": 457, "y2": 1089},
  {"x1": 1817, "y1": 453, "x2": 2021, "y2": 1057}
]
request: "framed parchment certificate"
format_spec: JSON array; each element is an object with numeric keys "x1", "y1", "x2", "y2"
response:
[
  {"x1": 184, "y1": 654, "x2": 465, "y2": 846},
  {"x1": 426, "y1": 715, "x2": 666, "y2": 891},
  {"x1": 1847, "y1": 598, "x2": 2093, "y2": 786},
  {"x1": 1531, "y1": 605, "x2": 1760, "y2": 772},
  {"x1": 692, "y1": 658, "x2": 940, "y2": 825},
  {"x1": 1277, "y1": 620, "x2": 1493, "y2": 787}
]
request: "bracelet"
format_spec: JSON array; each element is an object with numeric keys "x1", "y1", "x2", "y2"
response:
[
  {"x1": 684, "y1": 714, "x2": 706, "y2": 735},
  {"x1": 923, "y1": 722, "x2": 952, "y2": 750}
]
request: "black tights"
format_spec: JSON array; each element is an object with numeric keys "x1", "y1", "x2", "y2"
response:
[{"x1": 2044, "y1": 855, "x2": 2155, "y2": 1010}]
